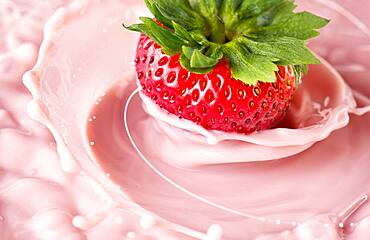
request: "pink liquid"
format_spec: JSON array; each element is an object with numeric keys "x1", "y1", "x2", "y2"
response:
[{"x1": 86, "y1": 62, "x2": 370, "y2": 239}]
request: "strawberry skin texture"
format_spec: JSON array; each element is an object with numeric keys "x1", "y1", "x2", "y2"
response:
[{"x1": 136, "y1": 34, "x2": 297, "y2": 134}]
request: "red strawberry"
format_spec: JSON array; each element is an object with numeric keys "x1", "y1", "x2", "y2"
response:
[
  {"x1": 136, "y1": 34, "x2": 296, "y2": 134},
  {"x1": 127, "y1": 0, "x2": 328, "y2": 134}
]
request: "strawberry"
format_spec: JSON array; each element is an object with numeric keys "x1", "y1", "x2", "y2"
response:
[
  {"x1": 135, "y1": 34, "x2": 296, "y2": 133},
  {"x1": 126, "y1": 0, "x2": 328, "y2": 134}
]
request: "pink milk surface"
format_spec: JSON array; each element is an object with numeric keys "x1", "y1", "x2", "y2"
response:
[{"x1": 1, "y1": 0, "x2": 370, "y2": 239}]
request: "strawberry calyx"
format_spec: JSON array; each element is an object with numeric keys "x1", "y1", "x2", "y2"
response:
[{"x1": 126, "y1": 0, "x2": 328, "y2": 86}]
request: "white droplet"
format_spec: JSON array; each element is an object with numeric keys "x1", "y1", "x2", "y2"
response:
[
  {"x1": 339, "y1": 222, "x2": 344, "y2": 228},
  {"x1": 115, "y1": 217, "x2": 123, "y2": 224},
  {"x1": 276, "y1": 219, "x2": 281, "y2": 225},
  {"x1": 324, "y1": 97, "x2": 330, "y2": 107},
  {"x1": 92, "y1": 116, "x2": 97, "y2": 120},
  {"x1": 88, "y1": 118, "x2": 93, "y2": 122},
  {"x1": 206, "y1": 224, "x2": 222, "y2": 240},
  {"x1": 127, "y1": 232, "x2": 136, "y2": 239},
  {"x1": 206, "y1": 135, "x2": 218, "y2": 145},
  {"x1": 72, "y1": 216, "x2": 89, "y2": 230},
  {"x1": 140, "y1": 215, "x2": 155, "y2": 229},
  {"x1": 90, "y1": 141, "x2": 95, "y2": 146},
  {"x1": 106, "y1": 173, "x2": 111, "y2": 178}
]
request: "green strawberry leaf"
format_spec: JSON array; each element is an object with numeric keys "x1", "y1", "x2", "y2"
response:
[
  {"x1": 205, "y1": 43, "x2": 224, "y2": 60},
  {"x1": 220, "y1": 0, "x2": 294, "y2": 39},
  {"x1": 126, "y1": 17, "x2": 185, "y2": 55},
  {"x1": 182, "y1": 46, "x2": 196, "y2": 59},
  {"x1": 180, "y1": 54, "x2": 213, "y2": 74},
  {"x1": 254, "y1": 0, "x2": 297, "y2": 26},
  {"x1": 232, "y1": 0, "x2": 296, "y2": 37},
  {"x1": 148, "y1": 0, "x2": 206, "y2": 32},
  {"x1": 181, "y1": 45, "x2": 223, "y2": 69},
  {"x1": 190, "y1": 49, "x2": 219, "y2": 68},
  {"x1": 237, "y1": 1, "x2": 266, "y2": 19},
  {"x1": 143, "y1": 0, "x2": 173, "y2": 29},
  {"x1": 241, "y1": 36, "x2": 320, "y2": 65},
  {"x1": 223, "y1": 39, "x2": 278, "y2": 85},
  {"x1": 254, "y1": 12, "x2": 330, "y2": 40},
  {"x1": 222, "y1": 36, "x2": 317, "y2": 84},
  {"x1": 172, "y1": 21, "x2": 200, "y2": 46}
]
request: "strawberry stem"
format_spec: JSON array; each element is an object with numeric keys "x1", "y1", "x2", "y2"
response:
[
  {"x1": 208, "y1": 17, "x2": 226, "y2": 43},
  {"x1": 188, "y1": 0, "x2": 226, "y2": 44}
]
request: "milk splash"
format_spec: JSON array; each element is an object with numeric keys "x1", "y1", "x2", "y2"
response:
[{"x1": 5, "y1": 0, "x2": 370, "y2": 239}]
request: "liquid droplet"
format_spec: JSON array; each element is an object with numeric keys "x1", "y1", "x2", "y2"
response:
[
  {"x1": 206, "y1": 224, "x2": 222, "y2": 240},
  {"x1": 140, "y1": 215, "x2": 155, "y2": 229},
  {"x1": 126, "y1": 232, "x2": 136, "y2": 239}
]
